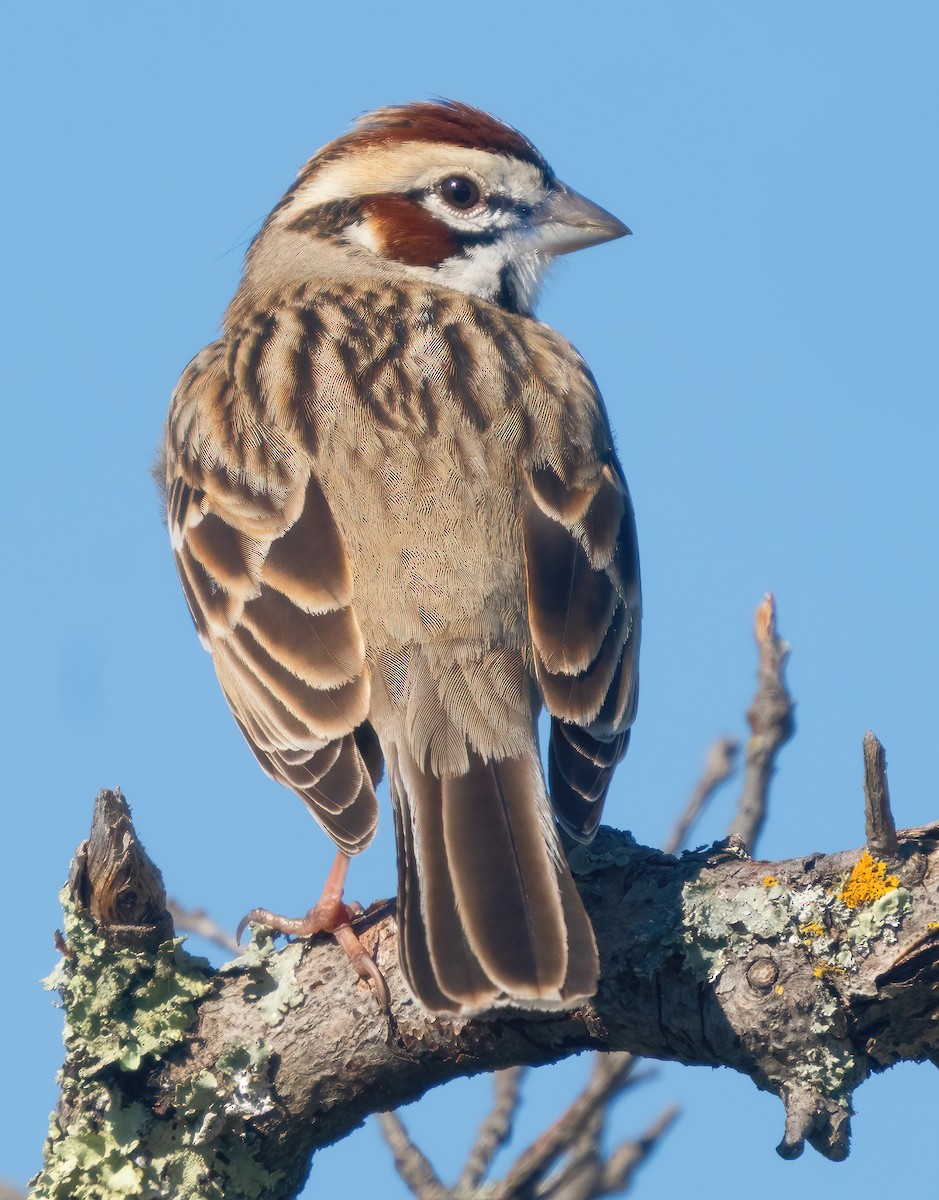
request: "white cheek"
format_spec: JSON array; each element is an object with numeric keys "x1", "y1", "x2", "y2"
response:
[{"x1": 342, "y1": 220, "x2": 381, "y2": 253}]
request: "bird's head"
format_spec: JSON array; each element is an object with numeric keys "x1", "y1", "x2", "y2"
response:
[{"x1": 241, "y1": 100, "x2": 629, "y2": 316}]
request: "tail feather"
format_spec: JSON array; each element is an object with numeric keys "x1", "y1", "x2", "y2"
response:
[
  {"x1": 391, "y1": 776, "x2": 474, "y2": 1013},
  {"x1": 556, "y1": 857, "x2": 603, "y2": 1001},
  {"x1": 390, "y1": 741, "x2": 599, "y2": 1014},
  {"x1": 443, "y1": 753, "x2": 567, "y2": 995}
]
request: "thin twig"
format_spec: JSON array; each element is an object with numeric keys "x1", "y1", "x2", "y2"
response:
[
  {"x1": 728, "y1": 594, "x2": 795, "y2": 853},
  {"x1": 531, "y1": 1056, "x2": 639, "y2": 1199},
  {"x1": 863, "y1": 731, "x2": 899, "y2": 859},
  {"x1": 166, "y1": 898, "x2": 240, "y2": 954},
  {"x1": 459, "y1": 1067, "x2": 527, "y2": 1190},
  {"x1": 494, "y1": 1054, "x2": 639, "y2": 1197},
  {"x1": 376, "y1": 1111, "x2": 448, "y2": 1200},
  {"x1": 534, "y1": 1108, "x2": 605, "y2": 1200},
  {"x1": 664, "y1": 736, "x2": 739, "y2": 855},
  {"x1": 597, "y1": 1106, "x2": 681, "y2": 1197},
  {"x1": 521, "y1": 1056, "x2": 674, "y2": 1200},
  {"x1": 378, "y1": 1049, "x2": 672, "y2": 1199}
]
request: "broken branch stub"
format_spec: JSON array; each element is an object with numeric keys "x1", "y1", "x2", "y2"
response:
[{"x1": 863, "y1": 731, "x2": 899, "y2": 861}]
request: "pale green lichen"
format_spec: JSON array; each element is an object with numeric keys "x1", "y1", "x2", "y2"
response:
[
  {"x1": 43, "y1": 890, "x2": 214, "y2": 1074},
  {"x1": 36, "y1": 1077, "x2": 283, "y2": 1200},
  {"x1": 224, "y1": 929, "x2": 306, "y2": 1027},
  {"x1": 566, "y1": 831, "x2": 639, "y2": 877},
  {"x1": 845, "y1": 886, "x2": 912, "y2": 953},
  {"x1": 683, "y1": 869, "x2": 912, "y2": 985},
  {"x1": 34, "y1": 894, "x2": 283, "y2": 1200},
  {"x1": 798, "y1": 987, "x2": 857, "y2": 1097},
  {"x1": 682, "y1": 882, "x2": 794, "y2": 981},
  {"x1": 680, "y1": 868, "x2": 914, "y2": 1101},
  {"x1": 174, "y1": 1040, "x2": 276, "y2": 1125}
]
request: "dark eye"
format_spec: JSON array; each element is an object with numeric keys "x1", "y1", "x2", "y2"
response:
[{"x1": 440, "y1": 176, "x2": 482, "y2": 211}]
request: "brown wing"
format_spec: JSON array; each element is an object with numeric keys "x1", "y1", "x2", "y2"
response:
[
  {"x1": 164, "y1": 343, "x2": 380, "y2": 855},
  {"x1": 523, "y1": 456, "x2": 641, "y2": 842}
]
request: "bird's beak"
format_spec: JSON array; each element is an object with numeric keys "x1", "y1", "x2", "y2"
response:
[{"x1": 533, "y1": 182, "x2": 631, "y2": 256}]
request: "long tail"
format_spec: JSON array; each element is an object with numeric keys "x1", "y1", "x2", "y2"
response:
[{"x1": 388, "y1": 740, "x2": 599, "y2": 1015}]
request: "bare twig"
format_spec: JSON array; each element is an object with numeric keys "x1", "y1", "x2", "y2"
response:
[
  {"x1": 529, "y1": 1056, "x2": 676, "y2": 1200},
  {"x1": 520, "y1": 1055, "x2": 639, "y2": 1198},
  {"x1": 166, "y1": 898, "x2": 240, "y2": 954},
  {"x1": 458, "y1": 1067, "x2": 527, "y2": 1190},
  {"x1": 376, "y1": 1112, "x2": 448, "y2": 1200},
  {"x1": 595, "y1": 1106, "x2": 680, "y2": 1198},
  {"x1": 496, "y1": 1054, "x2": 646, "y2": 1197},
  {"x1": 664, "y1": 736, "x2": 739, "y2": 855},
  {"x1": 728, "y1": 594, "x2": 795, "y2": 852},
  {"x1": 379, "y1": 1054, "x2": 673, "y2": 1200},
  {"x1": 863, "y1": 731, "x2": 899, "y2": 860}
]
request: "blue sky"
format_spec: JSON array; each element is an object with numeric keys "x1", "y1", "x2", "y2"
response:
[{"x1": 3, "y1": 3, "x2": 937, "y2": 1196}]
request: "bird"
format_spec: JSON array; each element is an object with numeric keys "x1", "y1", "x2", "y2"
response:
[{"x1": 161, "y1": 100, "x2": 641, "y2": 1016}]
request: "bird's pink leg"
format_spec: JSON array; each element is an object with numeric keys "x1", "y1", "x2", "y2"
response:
[{"x1": 237, "y1": 851, "x2": 389, "y2": 1012}]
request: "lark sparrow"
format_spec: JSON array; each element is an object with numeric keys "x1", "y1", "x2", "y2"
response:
[{"x1": 161, "y1": 101, "x2": 641, "y2": 1015}]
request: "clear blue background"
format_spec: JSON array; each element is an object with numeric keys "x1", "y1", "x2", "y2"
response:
[{"x1": 3, "y1": 3, "x2": 936, "y2": 1196}]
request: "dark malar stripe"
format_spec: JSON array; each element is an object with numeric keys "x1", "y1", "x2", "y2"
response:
[{"x1": 495, "y1": 265, "x2": 523, "y2": 315}]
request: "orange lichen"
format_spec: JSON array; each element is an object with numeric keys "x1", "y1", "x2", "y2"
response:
[
  {"x1": 813, "y1": 964, "x2": 845, "y2": 979},
  {"x1": 837, "y1": 852, "x2": 899, "y2": 910},
  {"x1": 800, "y1": 921, "x2": 826, "y2": 938},
  {"x1": 762, "y1": 875, "x2": 779, "y2": 888}
]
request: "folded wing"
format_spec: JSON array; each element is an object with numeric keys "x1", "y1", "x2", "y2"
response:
[
  {"x1": 164, "y1": 345, "x2": 380, "y2": 854},
  {"x1": 523, "y1": 458, "x2": 641, "y2": 841}
]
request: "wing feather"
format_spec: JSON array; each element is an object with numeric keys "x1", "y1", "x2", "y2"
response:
[
  {"x1": 164, "y1": 344, "x2": 379, "y2": 853},
  {"x1": 523, "y1": 452, "x2": 641, "y2": 842}
]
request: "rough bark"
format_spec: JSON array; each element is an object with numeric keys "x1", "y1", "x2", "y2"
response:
[{"x1": 32, "y1": 788, "x2": 939, "y2": 1199}]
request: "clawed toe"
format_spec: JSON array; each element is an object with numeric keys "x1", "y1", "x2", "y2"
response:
[
  {"x1": 334, "y1": 923, "x2": 390, "y2": 1013},
  {"x1": 236, "y1": 905, "x2": 323, "y2": 944},
  {"x1": 235, "y1": 851, "x2": 389, "y2": 1011}
]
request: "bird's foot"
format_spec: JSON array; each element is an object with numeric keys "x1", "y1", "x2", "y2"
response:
[{"x1": 236, "y1": 852, "x2": 390, "y2": 1013}]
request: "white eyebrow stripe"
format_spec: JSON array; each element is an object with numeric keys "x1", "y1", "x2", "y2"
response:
[{"x1": 281, "y1": 143, "x2": 546, "y2": 214}]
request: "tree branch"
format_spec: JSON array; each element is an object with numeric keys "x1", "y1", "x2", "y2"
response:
[
  {"x1": 728, "y1": 593, "x2": 795, "y2": 851},
  {"x1": 457, "y1": 1067, "x2": 526, "y2": 1191},
  {"x1": 375, "y1": 1112, "x2": 448, "y2": 1200},
  {"x1": 33, "y1": 774, "x2": 939, "y2": 1198},
  {"x1": 494, "y1": 1054, "x2": 667, "y2": 1200}
]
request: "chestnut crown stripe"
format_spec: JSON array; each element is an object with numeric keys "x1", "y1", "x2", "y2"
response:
[{"x1": 302, "y1": 100, "x2": 552, "y2": 181}]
